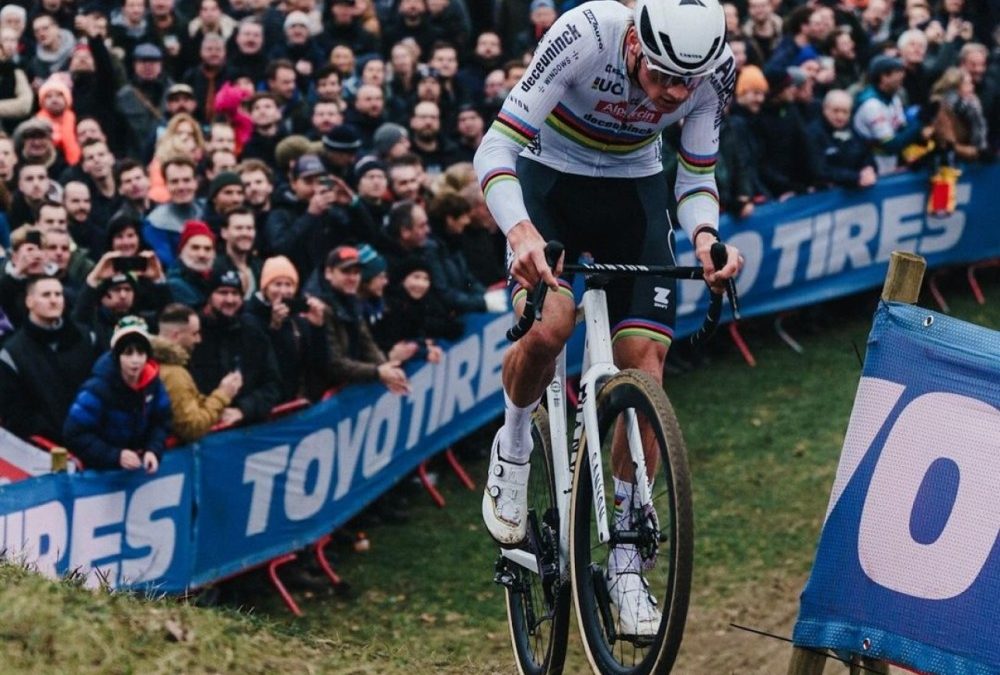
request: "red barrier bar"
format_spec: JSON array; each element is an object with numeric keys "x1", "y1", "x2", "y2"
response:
[
  {"x1": 417, "y1": 461, "x2": 445, "y2": 507},
  {"x1": 313, "y1": 533, "x2": 345, "y2": 587},
  {"x1": 269, "y1": 398, "x2": 311, "y2": 419},
  {"x1": 967, "y1": 260, "x2": 998, "y2": 305},
  {"x1": 728, "y1": 323, "x2": 757, "y2": 367},
  {"x1": 444, "y1": 448, "x2": 475, "y2": 491},
  {"x1": 267, "y1": 553, "x2": 302, "y2": 616}
]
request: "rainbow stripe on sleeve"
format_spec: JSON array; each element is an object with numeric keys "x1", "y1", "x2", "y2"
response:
[
  {"x1": 677, "y1": 186, "x2": 720, "y2": 209},
  {"x1": 481, "y1": 168, "x2": 519, "y2": 197},
  {"x1": 491, "y1": 111, "x2": 538, "y2": 146},
  {"x1": 677, "y1": 146, "x2": 717, "y2": 175}
]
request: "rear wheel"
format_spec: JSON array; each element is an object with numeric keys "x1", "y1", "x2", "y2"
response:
[
  {"x1": 569, "y1": 370, "x2": 693, "y2": 674},
  {"x1": 503, "y1": 408, "x2": 571, "y2": 674}
]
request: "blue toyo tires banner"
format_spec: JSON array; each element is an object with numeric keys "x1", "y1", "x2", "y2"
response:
[
  {"x1": 793, "y1": 302, "x2": 1000, "y2": 673},
  {"x1": 674, "y1": 163, "x2": 1000, "y2": 337}
]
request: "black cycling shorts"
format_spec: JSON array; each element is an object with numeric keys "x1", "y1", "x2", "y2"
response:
[{"x1": 512, "y1": 157, "x2": 678, "y2": 347}]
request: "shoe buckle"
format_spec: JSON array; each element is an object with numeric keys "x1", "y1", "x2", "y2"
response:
[
  {"x1": 492, "y1": 463, "x2": 504, "y2": 477},
  {"x1": 488, "y1": 485, "x2": 501, "y2": 498}
]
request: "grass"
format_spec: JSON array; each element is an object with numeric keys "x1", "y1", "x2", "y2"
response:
[{"x1": 1, "y1": 272, "x2": 997, "y2": 674}]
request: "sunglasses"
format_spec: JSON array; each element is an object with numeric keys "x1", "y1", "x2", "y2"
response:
[{"x1": 642, "y1": 55, "x2": 707, "y2": 91}]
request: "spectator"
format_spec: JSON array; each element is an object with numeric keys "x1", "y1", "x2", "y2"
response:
[
  {"x1": 116, "y1": 159, "x2": 153, "y2": 218},
  {"x1": 0, "y1": 134, "x2": 16, "y2": 186},
  {"x1": 410, "y1": 101, "x2": 462, "y2": 176},
  {"x1": 116, "y1": 43, "x2": 173, "y2": 160},
  {"x1": 429, "y1": 42, "x2": 468, "y2": 120},
  {"x1": 929, "y1": 67, "x2": 989, "y2": 161},
  {"x1": 825, "y1": 28, "x2": 863, "y2": 92},
  {"x1": 78, "y1": 139, "x2": 121, "y2": 228},
  {"x1": 379, "y1": 198, "x2": 431, "y2": 276},
  {"x1": 387, "y1": 153, "x2": 427, "y2": 202},
  {"x1": 236, "y1": 158, "x2": 276, "y2": 234},
  {"x1": 308, "y1": 100, "x2": 344, "y2": 140},
  {"x1": 214, "y1": 207, "x2": 262, "y2": 298},
  {"x1": 757, "y1": 69, "x2": 813, "y2": 199},
  {"x1": 457, "y1": 31, "x2": 504, "y2": 106},
  {"x1": 454, "y1": 105, "x2": 485, "y2": 163},
  {"x1": 270, "y1": 13, "x2": 325, "y2": 94},
  {"x1": 314, "y1": 65, "x2": 348, "y2": 112},
  {"x1": 425, "y1": 191, "x2": 507, "y2": 314},
  {"x1": 377, "y1": 256, "x2": 461, "y2": 361},
  {"x1": 511, "y1": 0, "x2": 558, "y2": 58},
  {"x1": 0, "y1": 226, "x2": 49, "y2": 326},
  {"x1": 230, "y1": 17, "x2": 269, "y2": 83},
  {"x1": 320, "y1": 124, "x2": 363, "y2": 182},
  {"x1": 203, "y1": 171, "x2": 246, "y2": 233},
  {"x1": 854, "y1": 55, "x2": 935, "y2": 174},
  {"x1": 383, "y1": 0, "x2": 443, "y2": 59},
  {"x1": 63, "y1": 181, "x2": 98, "y2": 255},
  {"x1": 241, "y1": 92, "x2": 288, "y2": 170},
  {"x1": 35, "y1": 79, "x2": 80, "y2": 167},
  {"x1": 26, "y1": 14, "x2": 75, "y2": 84},
  {"x1": 110, "y1": 0, "x2": 159, "y2": 63},
  {"x1": 764, "y1": 6, "x2": 818, "y2": 80},
  {"x1": 203, "y1": 148, "x2": 238, "y2": 185},
  {"x1": 354, "y1": 155, "x2": 391, "y2": 227},
  {"x1": 242, "y1": 255, "x2": 328, "y2": 401},
  {"x1": 266, "y1": 59, "x2": 312, "y2": 134},
  {"x1": 898, "y1": 29, "x2": 934, "y2": 107},
  {"x1": 372, "y1": 122, "x2": 411, "y2": 162},
  {"x1": 458, "y1": 180, "x2": 506, "y2": 287},
  {"x1": 182, "y1": 33, "x2": 231, "y2": 122},
  {"x1": 101, "y1": 217, "x2": 172, "y2": 315},
  {"x1": 41, "y1": 224, "x2": 91, "y2": 307},
  {"x1": 8, "y1": 162, "x2": 54, "y2": 231},
  {"x1": 167, "y1": 220, "x2": 216, "y2": 308},
  {"x1": 322, "y1": 0, "x2": 380, "y2": 58},
  {"x1": 153, "y1": 302, "x2": 243, "y2": 443},
  {"x1": 718, "y1": 66, "x2": 768, "y2": 218},
  {"x1": 808, "y1": 89, "x2": 878, "y2": 190},
  {"x1": 957, "y1": 43, "x2": 998, "y2": 150},
  {"x1": 14, "y1": 118, "x2": 67, "y2": 180},
  {"x1": 346, "y1": 83, "x2": 388, "y2": 149},
  {"x1": 0, "y1": 275, "x2": 99, "y2": 442},
  {"x1": 318, "y1": 245, "x2": 409, "y2": 394},
  {"x1": 0, "y1": 42, "x2": 33, "y2": 136},
  {"x1": 189, "y1": 268, "x2": 282, "y2": 424},
  {"x1": 742, "y1": 0, "x2": 783, "y2": 63},
  {"x1": 73, "y1": 264, "x2": 141, "y2": 349},
  {"x1": 146, "y1": 156, "x2": 204, "y2": 267},
  {"x1": 64, "y1": 316, "x2": 170, "y2": 473}
]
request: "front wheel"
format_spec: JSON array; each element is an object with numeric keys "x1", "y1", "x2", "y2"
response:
[
  {"x1": 503, "y1": 408, "x2": 571, "y2": 674},
  {"x1": 569, "y1": 370, "x2": 693, "y2": 674}
]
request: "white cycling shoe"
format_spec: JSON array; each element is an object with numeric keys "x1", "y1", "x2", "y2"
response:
[
  {"x1": 608, "y1": 570, "x2": 661, "y2": 639},
  {"x1": 482, "y1": 428, "x2": 530, "y2": 547}
]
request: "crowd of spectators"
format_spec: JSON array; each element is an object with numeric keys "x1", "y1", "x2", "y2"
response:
[{"x1": 0, "y1": 0, "x2": 997, "y2": 475}]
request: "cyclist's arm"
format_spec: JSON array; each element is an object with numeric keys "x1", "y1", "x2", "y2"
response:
[
  {"x1": 474, "y1": 12, "x2": 594, "y2": 235},
  {"x1": 674, "y1": 60, "x2": 733, "y2": 245}
]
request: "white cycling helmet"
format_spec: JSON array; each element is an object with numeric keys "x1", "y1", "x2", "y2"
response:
[{"x1": 634, "y1": 0, "x2": 728, "y2": 78}]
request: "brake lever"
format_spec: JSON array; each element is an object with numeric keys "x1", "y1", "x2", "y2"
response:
[{"x1": 709, "y1": 242, "x2": 741, "y2": 321}]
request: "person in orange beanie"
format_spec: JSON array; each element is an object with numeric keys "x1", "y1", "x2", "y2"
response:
[{"x1": 35, "y1": 77, "x2": 80, "y2": 165}]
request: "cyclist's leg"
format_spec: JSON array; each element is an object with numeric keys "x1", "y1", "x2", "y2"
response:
[{"x1": 483, "y1": 158, "x2": 577, "y2": 546}]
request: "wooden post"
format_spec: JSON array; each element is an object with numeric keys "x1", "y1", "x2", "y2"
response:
[
  {"x1": 50, "y1": 446, "x2": 68, "y2": 473},
  {"x1": 787, "y1": 251, "x2": 927, "y2": 675},
  {"x1": 881, "y1": 251, "x2": 926, "y2": 303}
]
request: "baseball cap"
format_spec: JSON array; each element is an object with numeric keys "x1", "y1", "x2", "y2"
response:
[
  {"x1": 133, "y1": 43, "x2": 163, "y2": 61},
  {"x1": 326, "y1": 245, "x2": 361, "y2": 270},
  {"x1": 291, "y1": 154, "x2": 326, "y2": 179},
  {"x1": 166, "y1": 83, "x2": 195, "y2": 98}
]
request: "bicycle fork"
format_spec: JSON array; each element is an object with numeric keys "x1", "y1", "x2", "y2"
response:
[{"x1": 578, "y1": 289, "x2": 654, "y2": 545}]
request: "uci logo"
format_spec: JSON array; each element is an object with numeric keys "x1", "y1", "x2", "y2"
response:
[{"x1": 591, "y1": 77, "x2": 624, "y2": 96}]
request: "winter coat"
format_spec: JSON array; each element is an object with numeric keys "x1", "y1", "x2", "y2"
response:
[
  {"x1": 806, "y1": 118, "x2": 876, "y2": 189},
  {"x1": 167, "y1": 262, "x2": 214, "y2": 309},
  {"x1": 188, "y1": 311, "x2": 282, "y2": 423},
  {"x1": 376, "y1": 285, "x2": 464, "y2": 354},
  {"x1": 63, "y1": 352, "x2": 172, "y2": 469},
  {"x1": 152, "y1": 336, "x2": 230, "y2": 442},
  {"x1": 242, "y1": 293, "x2": 329, "y2": 401},
  {"x1": 424, "y1": 233, "x2": 486, "y2": 313},
  {"x1": 322, "y1": 289, "x2": 386, "y2": 387},
  {"x1": 756, "y1": 101, "x2": 813, "y2": 197},
  {"x1": 0, "y1": 319, "x2": 99, "y2": 443}
]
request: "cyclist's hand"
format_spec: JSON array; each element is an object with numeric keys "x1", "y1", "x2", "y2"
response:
[
  {"x1": 695, "y1": 230, "x2": 743, "y2": 294},
  {"x1": 507, "y1": 220, "x2": 561, "y2": 292}
]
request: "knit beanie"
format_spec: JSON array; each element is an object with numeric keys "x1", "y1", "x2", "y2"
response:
[
  {"x1": 260, "y1": 255, "x2": 300, "y2": 292},
  {"x1": 179, "y1": 220, "x2": 216, "y2": 251},
  {"x1": 736, "y1": 65, "x2": 769, "y2": 97},
  {"x1": 357, "y1": 243, "x2": 387, "y2": 282},
  {"x1": 111, "y1": 315, "x2": 152, "y2": 355},
  {"x1": 372, "y1": 123, "x2": 408, "y2": 158},
  {"x1": 207, "y1": 172, "x2": 243, "y2": 201}
]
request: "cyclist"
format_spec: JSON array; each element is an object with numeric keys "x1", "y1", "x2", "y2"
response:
[{"x1": 475, "y1": 0, "x2": 744, "y2": 637}]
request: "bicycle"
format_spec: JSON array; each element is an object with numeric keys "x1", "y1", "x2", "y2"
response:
[{"x1": 494, "y1": 240, "x2": 738, "y2": 675}]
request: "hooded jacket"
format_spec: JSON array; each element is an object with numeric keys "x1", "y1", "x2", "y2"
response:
[
  {"x1": 63, "y1": 351, "x2": 172, "y2": 469},
  {"x1": 152, "y1": 336, "x2": 231, "y2": 442}
]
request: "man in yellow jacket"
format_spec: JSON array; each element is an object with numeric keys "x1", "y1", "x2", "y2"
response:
[{"x1": 153, "y1": 303, "x2": 242, "y2": 443}]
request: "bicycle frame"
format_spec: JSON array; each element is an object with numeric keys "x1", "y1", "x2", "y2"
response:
[{"x1": 500, "y1": 285, "x2": 653, "y2": 574}]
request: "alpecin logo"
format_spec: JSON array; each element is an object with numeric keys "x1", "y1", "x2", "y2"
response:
[
  {"x1": 594, "y1": 100, "x2": 664, "y2": 124},
  {"x1": 521, "y1": 24, "x2": 583, "y2": 92}
]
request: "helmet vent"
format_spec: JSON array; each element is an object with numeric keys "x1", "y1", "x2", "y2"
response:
[{"x1": 638, "y1": 7, "x2": 662, "y2": 56}]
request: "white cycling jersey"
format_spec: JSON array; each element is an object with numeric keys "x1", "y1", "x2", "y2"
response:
[{"x1": 473, "y1": 0, "x2": 735, "y2": 241}]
